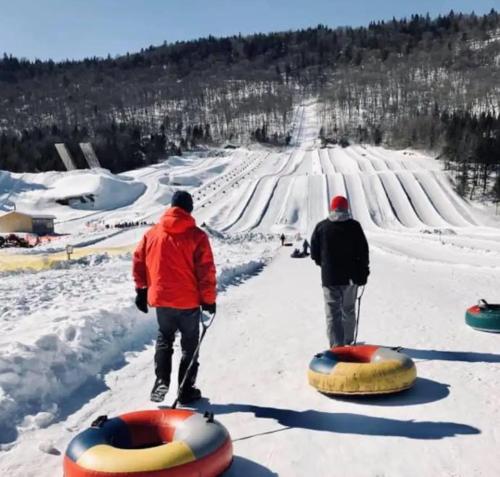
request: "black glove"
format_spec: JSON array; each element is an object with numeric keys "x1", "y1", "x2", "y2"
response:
[
  {"x1": 353, "y1": 266, "x2": 369, "y2": 286},
  {"x1": 135, "y1": 288, "x2": 148, "y2": 314},
  {"x1": 201, "y1": 302, "x2": 216, "y2": 314}
]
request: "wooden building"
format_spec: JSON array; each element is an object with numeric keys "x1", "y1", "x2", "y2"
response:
[{"x1": 0, "y1": 211, "x2": 55, "y2": 235}]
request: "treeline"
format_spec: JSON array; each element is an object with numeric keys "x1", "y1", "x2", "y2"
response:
[
  {"x1": 0, "y1": 122, "x2": 216, "y2": 172},
  {"x1": 441, "y1": 112, "x2": 500, "y2": 201}
]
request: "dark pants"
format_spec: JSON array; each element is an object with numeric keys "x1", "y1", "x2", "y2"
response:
[{"x1": 155, "y1": 307, "x2": 200, "y2": 389}]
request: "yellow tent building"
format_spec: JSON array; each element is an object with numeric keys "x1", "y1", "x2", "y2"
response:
[{"x1": 0, "y1": 211, "x2": 55, "y2": 235}]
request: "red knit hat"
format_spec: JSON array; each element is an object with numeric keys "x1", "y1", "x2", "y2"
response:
[{"x1": 331, "y1": 195, "x2": 349, "y2": 211}]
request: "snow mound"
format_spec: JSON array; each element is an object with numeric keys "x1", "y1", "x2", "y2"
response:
[
  {"x1": 168, "y1": 172, "x2": 202, "y2": 187},
  {"x1": 45, "y1": 169, "x2": 146, "y2": 210},
  {"x1": 0, "y1": 303, "x2": 155, "y2": 444}
]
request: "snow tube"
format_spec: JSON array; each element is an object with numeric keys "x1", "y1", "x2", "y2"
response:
[
  {"x1": 308, "y1": 345, "x2": 417, "y2": 395},
  {"x1": 466, "y1": 300, "x2": 500, "y2": 332},
  {"x1": 63, "y1": 409, "x2": 232, "y2": 477}
]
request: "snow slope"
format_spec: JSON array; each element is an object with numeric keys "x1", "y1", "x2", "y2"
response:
[{"x1": 1, "y1": 101, "x2": 500, "y2": 476}]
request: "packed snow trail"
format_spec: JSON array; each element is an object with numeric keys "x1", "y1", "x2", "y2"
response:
[{"x1": 1, "y1": 246, "x2": 499, "y2": 476}]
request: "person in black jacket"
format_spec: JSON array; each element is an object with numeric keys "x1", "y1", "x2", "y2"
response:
[{"x1": 310, "y1": 196, "x2": 369, "y2": 347}]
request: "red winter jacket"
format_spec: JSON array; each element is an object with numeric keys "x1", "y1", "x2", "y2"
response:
[{"x1": 132, "y1": 207, "x2": 216, "y2": 309}]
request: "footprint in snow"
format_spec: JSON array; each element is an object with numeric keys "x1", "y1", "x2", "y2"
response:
[{"x1": 39, "y1": 441, "x2": 61, "y2": 456}]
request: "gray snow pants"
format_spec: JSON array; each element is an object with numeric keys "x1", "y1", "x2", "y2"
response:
[
  {"x1": 322, "y1": 285, "x2": 358, "y2": 347},
  {"x1": 155, "y1": 307, "x2": 200, "y2": 388}
]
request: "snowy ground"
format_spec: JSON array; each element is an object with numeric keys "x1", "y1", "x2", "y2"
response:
[{"x1": 1, "y1": 102, "x2": 500, "y2": 476}]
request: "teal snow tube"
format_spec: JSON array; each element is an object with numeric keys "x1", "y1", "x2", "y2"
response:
[{"x1": 465, "y1": 300, "x2": 500, "y2": 333}]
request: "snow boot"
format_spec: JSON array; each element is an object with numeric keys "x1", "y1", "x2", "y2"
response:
[
  {"x1": 150, "y1": 378, "x2": 169, "y2": 403},
  {"x1": 178, "y1": 386, "x2": 202, "y2": 405}
]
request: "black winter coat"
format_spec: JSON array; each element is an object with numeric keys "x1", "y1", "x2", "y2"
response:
[{"x1": 310, "y1": 218, "x2": 369, "y2": 286}]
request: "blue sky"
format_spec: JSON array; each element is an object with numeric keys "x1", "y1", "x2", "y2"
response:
[{"x1": 1, "y1": 0, "x2": 498, "y2": 61}]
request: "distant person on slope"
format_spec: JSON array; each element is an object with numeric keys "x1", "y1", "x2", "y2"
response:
[
  {"x1": 310, "y1": 196, "x2": 369, "y2": 347},
  {"x1": 280, "y1": 233, "x2": 286, "y2": 246},
  {"x1": 132, "y1": 190, "x2": 217, "y2": 404},
  {"x1": 302, "y1": 239, "x2": 310, "y2": 256}
]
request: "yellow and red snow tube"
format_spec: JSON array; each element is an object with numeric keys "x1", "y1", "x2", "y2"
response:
[
  {"x1": 308, "y1": 345, "x2": 417, "y2": 395},
  {"x1": 64, "y1": 409, "x2": 232, "y2": 477}
]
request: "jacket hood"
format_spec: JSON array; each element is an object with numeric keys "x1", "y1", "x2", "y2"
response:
[
  {"x1": 161, "y1": 207, "x2": 196, "y2": 234},
  {"x1": 328, "y1": 209, "x2": 352, "y2": 222}
]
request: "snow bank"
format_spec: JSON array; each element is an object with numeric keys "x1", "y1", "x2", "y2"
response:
[
  {"x1": 45, "y1": 169, "x2": 146, "y2": 210},
  {"x1": 0, "y1": 237, "x2": 277, "y2": 445},
  {"x1": 0, "y1": 303, "x2": 154, "y2": 444}
]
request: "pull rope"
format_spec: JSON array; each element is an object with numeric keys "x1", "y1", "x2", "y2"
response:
[
  {"x1": 353, "y1": 285, "x2": 366, "y2": 345},
  {"x1": 171, "y1": 311, "x2": 216, "y2": 409}
]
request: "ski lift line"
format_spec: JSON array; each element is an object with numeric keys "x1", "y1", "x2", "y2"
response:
[
  {"x1": 192, "y1": 151, "x2": 249, "y2": 196},
  {"x1": 199, "y1": 154, "x2": 266, "y2": 206},
  {"x1": 194, "y1": 152, "x2": 267, "y2": 210},
  {"x1": 291, "y1": 105, "x2": 305, "y2": 147},
  {"x1": 202, "y1": 179, "x2": 258, "y2": 230}
]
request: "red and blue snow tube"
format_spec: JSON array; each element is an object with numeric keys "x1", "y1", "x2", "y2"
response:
[
  {"x1": 63, "y1": 409, "x2": 232, "y2": 477},
  {"x1": 466, "y1": 300, "x2": 500, "y2": 332}
]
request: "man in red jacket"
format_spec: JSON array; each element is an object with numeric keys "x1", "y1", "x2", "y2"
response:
[{"x1": 133, "y1": 190, "x2": 216, "y2": 403}]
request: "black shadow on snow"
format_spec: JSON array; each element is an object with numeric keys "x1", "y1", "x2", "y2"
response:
[
  {"x1": 196, "y1": 402, "x2": 480, "y2": 440},
  {"x1": 403, "y1": 347, "x2": 500, "y2": 363},
  {"x1": 328, "y1": 377, "x2": 450, "y2": 406},
  {"x1": 0, "y1": 424, "x2": 18, "y2": 445},
  {"x1": 222, "y1": 457, "x2": 278, "y2": 477},
  {"x1": 0, "y1": 177, "x2": 47, "y2": 212}
]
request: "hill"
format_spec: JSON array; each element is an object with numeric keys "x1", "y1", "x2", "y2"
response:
[{"x1": 0, "y1": 9, "x2": 500, "y2": 201}]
